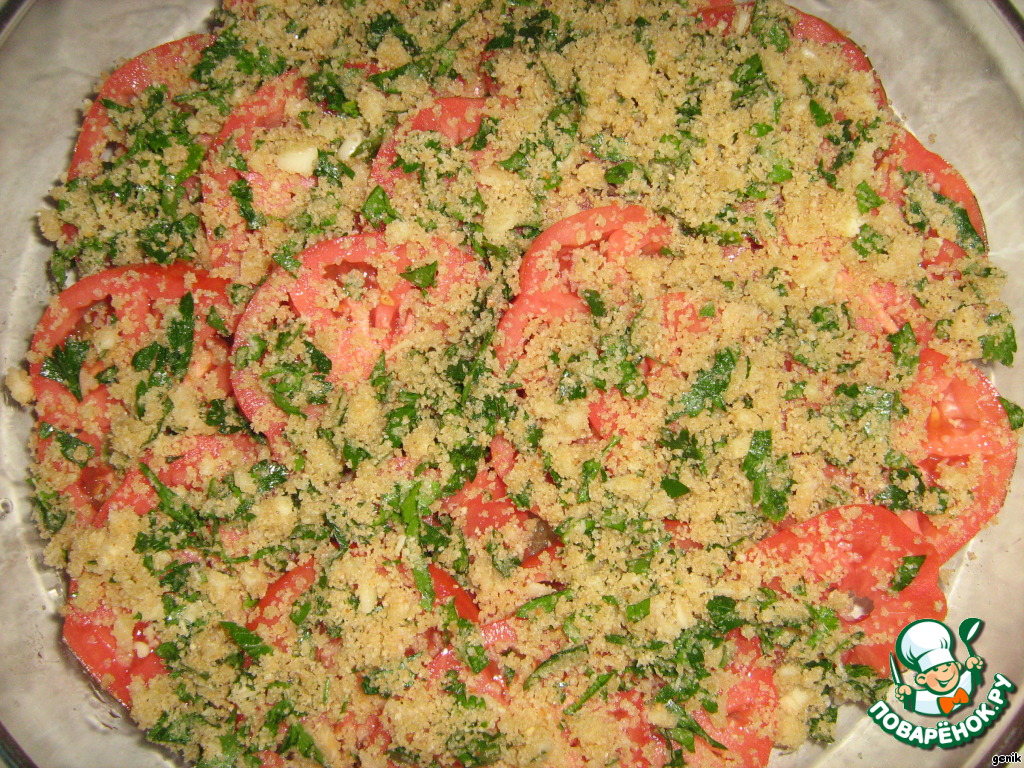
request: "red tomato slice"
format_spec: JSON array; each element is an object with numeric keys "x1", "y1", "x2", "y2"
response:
[
  {"x1": 200, "y1": 71, "x2": 312, "y2": 273},
  {"x1": 692, "y1": 1, "x2": 741, "y2": 32},
  {"x1": 911, "y1": 349, "x2": 1011, "y2": 457},
  {"x1": 898, "y1": 348, "x2": 1017, "y2": 562},
  {"x1": 92, "y1": 434, "x2": 261, "y2": 528},
  {"x1": 747, "y1": 504, "x2": 946, "y2": 674},
  {"x1": 425, "y1": 646, "x2": 509, "y2": 705},
  {"x1": 496, "y1": 208, "x2": 683, "y2": 486},
  {"x1": 790, "y1": 10, "x2": 884, "y2": 106},
  {"x1": 606, "y1": 689, "x2": 671, "y2": 768},
  {"x1": 689, "y1": 633, "x2": 775, "y2": 768},
  {"x1": 32, "y1": 429, "x2": 114, "y2": 529},
  {"x1": 68, "y1": 35, "x2": 212, "y2": 181},
  {"x1": 690, "y1": 669, "x2": 775, "y2": 768},
  {"x1": 370, "y1": 96, "x2": 488, "y2": 194},
  {"x1": 922, "y1": 238, "x2": 970, "y2": 281},
  {"x1": 643, "y1": 291, "x2": 715, "y2": 386},
  {"x1": 248, "y1": 558, "x2": 318, "y2": 652},
  {"x1": 518, "y1": 205, "x2": 671, "y2": 297},
  {"x1": 63, "y1": 592, "x2": 166, "y2": 707},
  {"x1": 834, "y1": 267, "x2": 932, "y2": 346},
  {"x1": 534, "y1": 686, "x2": 668, "y2": 768},
  {"x1": 258, "y1": 752, "x2": 285, "y2": 768},
  {"x1": 231, "y1": 234, "x2": 481, "y2": 455},
  {"x1": 30, "y1": 264, "x2": 234, "y2": 523},
  {"x1": 879, "y1": 127, "x2": 986, "y2": 251},
  {"x1": 494, "y1": 289, "x2": 588, "y2": 368},
  {"x1": 440, "y1": 466, "x2": 528, "y2": 538},
  {"x1": 690, "y1": 2, "x2": 885, "y2": 107},
  {"x1": 495, "y1": 205, "x2": 669, "y2": 367},
  {"x1": 428, "y1": 563, "x2": 481, "y2": 624},
  {"x1": 30, "y1": 263, "x2": 234, "y2": 434}
]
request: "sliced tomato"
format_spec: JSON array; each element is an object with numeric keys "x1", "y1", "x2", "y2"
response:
[
  {"x1": 200, "y1": 71, "x2": 314, "y2": 273},
  {"x1": 688, "y1": 633, "x2": 775, "y2": 768},
  {"x1": 32, "y1": 429, "x2": 114, "y2": 529},
  {"x1": 247, "y1": 558, "x2": 318, "y2": 652},
  {"x1": 879, "y1": 127, "x2": 986, "y2": 251},
  {"x1": 690, "y1": 2, "x2": 884, "y2": 108},
  {"x1": 221, "y1": 0, "x2": 255, "y2": 17},
  {"x1": 518, "y1": 205, "x2": 671, "y2": 297},
  {"x1": 495, "y1": 207, "x2": 683, "y2": 497},
  {"x1": 898, "y1": 348, "x2": 1017, "y2": 562},
  {"x1": 791, "y1": 10, "x2": 882, "y2": 102},
  {"x1": 748, "y1": 504, "x2": 946, "y2": 674},
  {"x1": 63, "y1": 593, "x2": 166, "y2": 707},
  {"x1": 692, "y1": 1, "x2": 741, "y2": 32},
  {"x1": 833, "y1": 267, "x2": 932, "y2": 347},
  {"x1": 427, "y1": 563, "x2": 481, "y2": 624},
  {"x1": 644, "y1": 291, "x2": 715, "y2": 385},
  {"x1": 370, "y1": 96, "x2": 488, "y2": 193},
  {"x1": 30, "y1": 262, "x2": 234, "y2": 433},
  {"x1": 495, "y1": 205, "x2": 669, "y2": 368},
  {"x1": 494, "y1": 290, "x2": 587, "y2": 367},
  {"x1": 440, "y1": 467, "x2": 527, "y2": 538},
  {"x1": 534, "y1": 686, "x2": 668, "y2": 768},
  {"x1": 68, "y1": 35, "x2": 212, "y2": 181},
  {"x1": 604, "y1": 689, "x2": 671, "y2": 768},
  {"x1": 690, "y1": 669, "x2": 775, "y2": 768},
  {"x1": 425, "y1": 646, "x2": 509, "y2": 705},
  {"x1": 911, "y1": 349, "x2": 1011, "y2": 456},
  {"x1": 258, "y1": 752, "x2": 285, "y2": 768},
  {"x1": 30, "y1": 264, "x2": 234, "y2": 523},
  {"x1": 92, "y1": 434, "x2": 261, "y2": 528},
  {"x1": 231, "y1": 233, "x2": 481, "y2": 455}
]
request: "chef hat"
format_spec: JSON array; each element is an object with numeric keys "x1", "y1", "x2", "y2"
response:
[{"x1": 896, "y1": 619, "x2": 956, "y2": 674}]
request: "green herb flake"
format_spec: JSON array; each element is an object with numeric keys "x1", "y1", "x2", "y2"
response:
[
  {"x1": 809, "y1": 99, "x2": 832, "y2": 127},
  {"x1": 564, "y1": 671, "x2": 615, "y2": 715},
  {"x1": 362, "y1": 185, "x2": 400, "y2": 228},
  {"x1": 220, "y1": 620, "x2": 273, "y2": 658},
  {"x1": 581, "y1": 289, "x2": 607, "y2": 317},
  {"x1": 465, "y1": 115, "x2": 499, "y2": 152},
  {"x1": 605, "y1": 161, "x2": 636, "y2": 185},
  {"x1": 626, "y1": 597, "x2": 651, "y2": 623},
  {"x1": 706, "y1": 595, "x2": 745, "y2": 632},
  {"x1": 251, "y1": 459, "x2": 289, "y2": 494},
  {"x1": 167, "y1": 293, "x2": 195, "y2": 378},
  {"x1": 522, "y1": 644, "x2": 588, "y2": 690},
  {"x1": 999, "y1": 397, "x2": 1024, "y2": 430},
  {"x1": 851, "y1": 223, "x2": 886, "y2": 257},
  {"x1": 38, "y1": 422, "x2": 94, "y2": 467},
  {"x1": 515, "y1": 589, "x2": 570, "y2": 618},
  {"x1": 660, "y1": 475, "x2": 690, "y2": 499},
  {"x1": 890, "y1": 554, "x2": 926, "y2": 592},
  {"x1": 40, "y1": 338, "x2": 90, "y2": 401},
  {"x1": 741, "y1": 429, "x2": 792, "y2": 521},
  {"x1": 981, "y1": 316, "x2": 1016, "y2": 366},
  {"x1": 855, "y1": 180, "x2": 884, "y2": 214},
  {"x1": 280, "y1": 722, "x2": 325, "y2": 764},
  {"x1": 412, "y1": 564, "x2": 436, "y2": 611},
  {"x1": 272, "y1": 241, "x2": 303, "y2": 275},
  {"x1": 886, "y1": 322, "x2": 919, "y2": 371},
  {"x1": 730, "y1": 54, "x2": 769, "y2": 104},
  {"x1": 228, "y1": 177, "x2": 265, "y2": 230},
  {"x1": 401, "y1": 261, "x2": 439, "y2": 290},
  {"x1": 674, "y1": 347, "x2": 739, "y2": 417}
]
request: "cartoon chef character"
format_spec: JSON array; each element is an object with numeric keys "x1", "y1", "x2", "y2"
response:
[{"x1": 893, "y1": 619, "x2": 984, "y2": 716}]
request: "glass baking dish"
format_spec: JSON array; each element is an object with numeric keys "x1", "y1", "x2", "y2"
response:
[{"x1": 0, "y1": 0, "x2": 1021, "y2": 766}]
